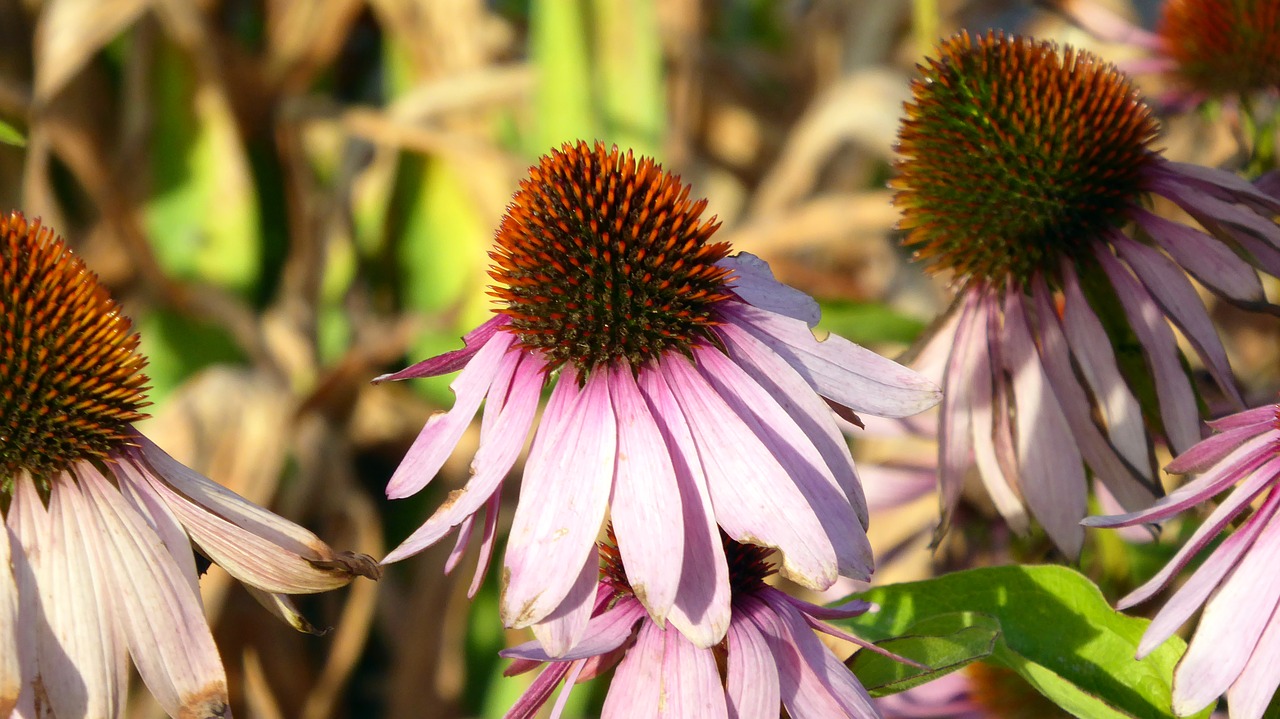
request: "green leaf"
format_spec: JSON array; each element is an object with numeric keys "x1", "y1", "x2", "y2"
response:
[
  {"x1": 591, "y1": 0, "x2": 663, "y2": 156},
  {"x1": 833, "y1": 565, "x2": 1212, "y2": 719},
  {"x1": 528, "y1": 0, "x2": 597, "y2": 154},
  {"x1": 817, "y1": 300, "x2": 928, "y2": 346},
  {"x1": 0, "y1": 119, "x2": 25, "y2": 147},
  {"x1": 849, "y1": 612, "x2": 998, "y2": 696}
]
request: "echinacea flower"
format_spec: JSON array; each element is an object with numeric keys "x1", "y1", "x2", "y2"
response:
[
  {"x1": 0, "y1": 212, "x2": 379, "y2": 718},
  {"x1": 1084, "y1": 403, "x2": 1280, "y2": 718},
  {"x1": 377, "y1": 141, "x2": 941, "y2": 654},
  {"x1": 894, "y1": 30, "x2": 1280, "y2": 557},
  {"x1": 1045, "y1": 0, "x2": 1280, "y2": 108},
  {"x1": 502, "y1": 533, "x2": 890, "y2": 719}
]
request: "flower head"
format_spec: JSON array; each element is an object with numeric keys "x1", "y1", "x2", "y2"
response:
[
  {"x1": 378, "y1": 141, "x2": 941, "y2": 654},
  {"x1": 0, "y1": 212, "x2": 379, "y2": 718},
  {"x1": 894, "y1": 31, "x2": 1280, "y2": 556},
  {"x1": 501, "y1": 533, "x2": 888, "y2": 719},
  {"x1": 1084, "y1": 403, "x2": 1280, "y2": 719}
]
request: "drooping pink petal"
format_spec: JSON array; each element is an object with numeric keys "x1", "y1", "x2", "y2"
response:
[
  {"x1": 386, "y1": 331, "x2": 518, "y2": 498},
  {"x1": 382, "y1": 350, "x2": 544, "y2": 564},
  {"x1": 716, "y1": 321, "x2": 868, "y2": 528},
  {"x1": 1002, "y1": 287, "x2": 1087, "y2": 557},
  {"x1": 78, "y1": 468, "x2": 231, "y2": 719},
  {"x1": 373, "y1": 315, "x2": 511, "y2": 382},
  {"x1": 42, "y1": 476, "x2": 127, "y2": 719},
  {"x1": 532, "y1": 545, "x2": 603, "y2": 658},
  {"x1": 967, "y1": 293, "x2": 1029, "y2": 530},
  {"x1": 1154, "y1": 184, "x2": 1280, "y2": 281},
  {"x1": 608, "y1": 363, "x2": 685, "y2": 624},
  {"x1": 468, "y1": 494, "x2": 501, "y2": 598},
  {"x1": 1156, "y1": 161, "x2": 1280, "y2": 214},
  {"x1": 1226, "y1": 603, "x2": 1280, "y2": 719},
  {"x1": 1127, "y1": 469, "x2": 1280, "y2": 623},
  {"x1": 502, "y1": 597, "x2": 647, "y2": 663},
  {"x1": 694, "y1": 344, "x2": 871, "y2": 579},
  {"x1": 1084, "y1": 432, "x2": 1276, "y2": 528},
  {"x1": 1031, "y1": 278, "x2": 1159, "y2": 512},
  {"x1": 1166, "y1": 425, "x2": 1277, "y2": 474},
  {"x1": 504, "y1": 660, "x2": 575, "y2": 719},
  {"x1": 638, "y1": 367, "x2": 731, "y2": 648},
  {"x1": 1171, "y1": 515, "x2": 1280, "y2": 716},
  {"x1": 659, "y1": 353, "x2": 838, "y2": 590},
  {"x1": 1132, "y1": 207, "x2": 1268, "y2": 304},
  {"x1": 936, "y1": 292, "x2": 981, "y2": 538},
  {"x1": 503, "y1": 368, "x2": 617, "y2": 630},
  {"x1": 1096, "y1": 244, "x2": 1201, "y2": 454},
  {"x1": 1207, "y1": 405, "x2": 1278, "y2": 432},
  {"x1": 1060, "y1": 264, "x2": 1151, "y2": 474},
  {"x1": 1112, "y1": 235, "x2": 1244, "y2": 407},
  {"x1": 660, "y1": 627, "x2": 729, "y2": 718},
  {"x1": 721, "y1": 303, "x2": 941, "y2": 419},
  {"x1": 0, "y1": 508, "x2": 18, "y2": 717},
  {"x1": 719, "y1": 252, "x2": 821, "y2": 326},
  {"x1": 113, "y1": 461, "x2": 201, "y2": 599},
  {"x1": 601, "y1": 622, "x2": 666, "y2": 718},
  {"x1": 726, "y1": 613, "x2": 780, "y2": 719},
  {"x1": 5, "y1": 476, "x2": 43, "y2": 717}
]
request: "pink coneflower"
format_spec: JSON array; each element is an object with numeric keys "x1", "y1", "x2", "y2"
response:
[
  {"x1": 1084, "y1": 403, "x2": 1280, "y2": 718},
  {"x1": 378, "y1": 141, "x2": 941, "y2": 654},
  {"x1": 502, "y1": 534, "x2": 890, "y2": 719},
  {"x1": 0, "y1": 212, "x2": 379, "y2": 718},
  {"x1": 894, "y1": 30, "x2": 1280, "y2": 557},
  {"x1": 1046, "y1": 0, "x2": 1280, "y2": 108}
]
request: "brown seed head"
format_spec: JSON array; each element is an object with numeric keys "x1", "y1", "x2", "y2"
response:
[{"x1": 1159, "y1": 0, "x2": 1280, "y2": 96}]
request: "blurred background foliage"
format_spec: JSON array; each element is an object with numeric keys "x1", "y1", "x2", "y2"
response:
[{"x1": 0, "y1": 0, "x2": 1276, "y2": 716}]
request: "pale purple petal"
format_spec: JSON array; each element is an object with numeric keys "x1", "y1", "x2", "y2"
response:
[
  {"x1": 5, "y1": 476, "x2": 43, "y2": 717},
  {"x1": 1132, "y1": 207, "x2": 1267, "y2": 304},
  {"x1": 1112, "y1": 235, "x2": 1243, "y2": 406},
  {"x1": 1060, "y1": 264, "x2": 1150, "y2": 473},
  {"x1": 532, "y1": 546, "x2": 602, "y2": 657},
  {"x1": 1030, "y1": 278, "x2": 1159, "y2": 512},
  {"x1": 857, "y1": 463, "x2": 935, "y2": 511},
  {"x1": 503, "y1": 368, "x2": 616, "y2": 629},
  {"x1": 504, "y1": 661, "x2": 575, "y2": 719},
  {"x1": 936, "y1": 292, "x2": 981, "y2": 538},
  {"x1": 78, "y1": 468, "x2": 230, "y2": 719},
  {"x1": 1155, "y1": 161, "x2": 1280, "y2": 214},
  {"x1": 1096, "y1": 244, "x2": 1201, "y2": 454},
  {"x1": 726, "y1": 614, "x2": 780, "y2": 719},
  {"x1": 716, "y1": 321, "x2": 868, "y2": 528},
  {"x1": 601, "y1": 622, "x2": 666, "y2": 718},
  {"x1": 0, "y1": 508, "x2": 18, "y2": 717},
  {"x1": 661, "y1": 627, "x2": 729, "y2": 718},
  {"x1": 502, "y1": 597, "x2": 647, "y2": 663},
  {"x1": 467, "y1": 494, "x2": 501, "y2": 598},
  {"x1": 382, "y1": 350, "x2": 544, "y2": 564},
  {"x1": 1207, "y1": 405, "x2": 1278, "y2": 432},
  {"x1": 42, "y1": 476, "x2": 127, "y2": 719},
  {"x1": 1003, "y1": 287, "x2": 1087, "y2": 557},
  {"x1": 374, "y1": 315, "x2": 511, "y2": 382},
  {"x1": 693, "y1": 344, "x2": 871, "y2": 579},
  {"x1": 1167, "y1": 425, "x2": 1276, "y2": 474},
  {"x1": 638, "y1": 367, "x2": 731, "y2": 648},
  {"x1": 659, "y1": 353, "x2": 838, "y2": 590},
  {"x1": 609, "y1": 364, "x2": 685, "y2": 624},
  {"x1": 968, "y1": 292, "x2": 1029, "y2": 529},
  {"x1": 1172, "y1": 514, "x2": 1280, "y2": 716},
  {"x1": 1226, "y1": 603, "x2": 1280, "y2": 719},
  {"x1": 386, "y1": 331, "x2": 517, "y2": 499},
  {"x1": 113, "y1": 461, "x2": 201, "y2": 599},
  {"x1": 721, "y1": 303, "x2": 941, "y2": 418},
  {"x1": 1127, "y1": 465, "x2": 1280, "y2": 622},
  {"x1": 719, "y1": 252, "x2": 821, "y2": 326}
]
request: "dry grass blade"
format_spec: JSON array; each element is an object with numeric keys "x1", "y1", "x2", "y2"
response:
[{"x1": 32, "y1": 0, "x2": 147, "y2": 103}]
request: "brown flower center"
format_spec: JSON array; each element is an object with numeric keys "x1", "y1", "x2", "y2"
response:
[{"x1": 1159, "y1": 0, "x2": 1280, "y2": 96}]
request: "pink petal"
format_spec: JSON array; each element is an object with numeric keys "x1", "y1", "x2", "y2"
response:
[
  {"x1": 383, "y1": 351, "x2": 544, "y2": 564},
  {"x1": 1112, "y1": 235, "x2": 1243, "y2": 407},
  {"x1": 719, "y1": 252, "x2": 821, "y2": 326},
  {"x1": 502, "y1": 368, "x2": 616, "y2": 629},
  {"x1": 504, "y1": 660, "x2": 575, "y2": 719},
  {"x1": 40, "y1": 476, "x2": 127, "y2": 718},
  {"x1": 386, "y1": 331, "x2": 518, "y2": 499},
  {"x1": 968, "y1": 293, "x2": 1030, "y2": 530},
  {"x1": 726, "y1": 616, "x2": 780, "y2": 719},
  {"x1": 1167, "y1": 425, "x2": 1276, "y2": 474},
  {"x1": 1157, "y1": 161, "x2": 1280, "y2": 214},
  {"x1": 1127, "y1": 463, "x2": 1280, "y2": 622},
  {"x1": 1207, "y1": 405, "x2": 1278, "y2": 432},
  {"x1": 0, "y1": 508, "x2": 18, "y2": 717},
  {"x1": 5, "y1": 476, "x2": 43, "y2": 716},
  {"x1": 601, "y1": 622, "x2": 665, "y2": 718},
  {"x1": 1096, "y1": 244, "x2": 1201, "y2": 454},
  {"x1": 1030, "y1": 278, "x2": 1159, "y2": 512},
  {"x1": 1061, "y1": 264, "x2": 1150, "y2": 473},
  {"x1": 113, "y1": 460, "x2": 201, "y2": 599},
  {"x1": 467, "y1": 493, "x2": 501, "y2": 598},
  {"x1": 532, "y1": 546, "x2": 602, "y2": 657},
  {"x1": 659, "y1": 626, "x2": 729, "y2": 718},
  {"x1": 716, "y1": 321, "x2": 868, "y2": 528},
  {"x1": 1172, "y1": 515, "x2": 1280, "y2": 715},
  {"x1": 1003, "y1": 287, "x2": 1087, "y2": 557},
  {"x1": 694, "y1": 344, "x2": 871, "y2": 579},
  {"x1": 936, "y1": 292, "x2": 982, "y2": 538},
  {"x1": 721, "y1": 303, "x2": 941, "y2": 419},
  {"x1": 373, "y1": 314, "x2": 511, "y2": 382},
  {"x1": 637, "y1": 367, "x2": 732, "y2": 648},
  {"x1": 78, "y1": 468, "x2": 231, "y2": 719},
  {"x1": 659, "y1": 353, "x2": 838, "y2": 590},
  {"x1": 503, "y1": 597, "x2": 647, "y2": 663},
  {"x1": 1226, "y1": 603, "x2": 1280, "y2": 719},
  {"x1": 1132, "y1": 207, "x2": 1267, "y2": 305},
  {"x1": 608, "y1": 364, "x2": 685, "y2": 624}
]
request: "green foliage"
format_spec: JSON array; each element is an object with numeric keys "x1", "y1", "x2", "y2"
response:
[
  {"x1": 837, "y1": 565, "x2": 1212, "y2": 719},
  {"x1": 849, "y1": 612, "x2": 998, "y2": 696},
  {"x1": 0, "y1": 119, "x2": 25, "y2": 147},
  {"x1": 817, "y1": 300, "x2": 928, "y2": 346}
]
